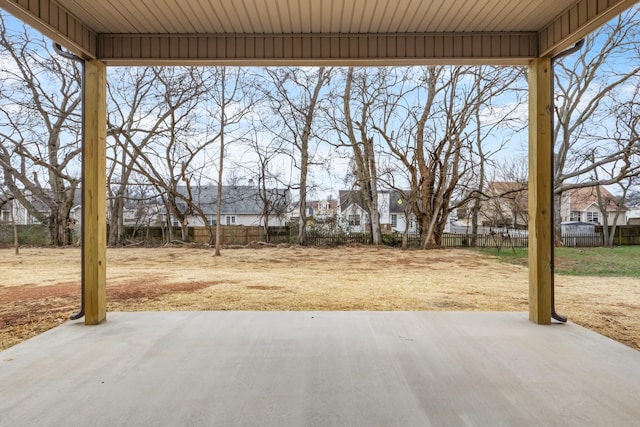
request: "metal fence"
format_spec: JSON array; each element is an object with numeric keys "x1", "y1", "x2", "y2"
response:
[
  {"x1": 299, "y1": 231, "x2": 608, "y2": 249},
  {"x1": 304, "y1": 230, "x2": 372, "y2": 246},
  {"x1": 421, "y1": 232, "x2": 604, "y2": 249},
  {"x1": 561, "y1": 233, "x2": 604, "y2": 247}
]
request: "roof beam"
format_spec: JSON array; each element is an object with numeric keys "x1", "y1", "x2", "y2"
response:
[
  {"x1": 97, "y1": 33, "x2": 538, "y2": 66},
  {"x1": 0, "y1": 0, "x2": 96, "y2": 58},
  {"x1": 539, "y1": 0, "x2": 639, "y2": 57}
]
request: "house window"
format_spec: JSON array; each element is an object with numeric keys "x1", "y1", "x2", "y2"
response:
[
  {"x1": 226, "y1": 215, "x2": 236, "y2": 225},
  {"x1": 569, "y1": 211, "x2": 581, "y2": 222},
  {"x1": 348, "y1": 214, "x2": 360, "y2": 226},
  {"x1": 391, "y1": 214, "x2": 398, "y2": 228},
  {"x1": 206, "y1": 214, "x2": 217, "y2": 225},
  {"x1": 586, "y1": 211, "x2": 599, "y2": 224}
]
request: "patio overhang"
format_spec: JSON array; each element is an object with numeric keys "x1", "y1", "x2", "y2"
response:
[
  {"x1": 1, "y1": 0, "x2": 638, "y2": 325},
  {"x1": 0, "y1": 0, "x2": 637, "y2": 65}
]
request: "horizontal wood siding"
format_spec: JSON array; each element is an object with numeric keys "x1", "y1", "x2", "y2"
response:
[
  {"x1": 0, "y1": 0, "x2": 96, "y2": 58},
  {"x1": 538, "y1": 0, "x2": 636, "y2": 57},
  {"x1": 97, "y1": 32, "x2": 538, "y2": 65}
]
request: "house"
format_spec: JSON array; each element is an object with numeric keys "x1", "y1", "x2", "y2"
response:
[
  {"x1": 626, "y1": 208, "x2": 640, "y2": 226},
  {"x1": 337, "y1": 189, "x2": 417, "y2": 234},
  {"x1": 308, "y1": 198, "x2": 339, "y2": 221},
  {"x1": 560, "y1": 186, "x2": 627, "y2": 227},
  {"x1": 475, "y1": 183, "x2": 627, "y2": 229},
  {"x1": 0, "y1": 188, "x2": 157, "y2": 230},
  {"x1": 478, "y1": 181, "x2": 528, "y2": 228},
  {"x1": 0, "y1": 190, "x2": 78, "y2": 226},
  {"x1": 381, "y1": 190, "x2": 417, "y2": 234},
  {"x1": 161, "y1": 185, "x2": 290, "y2": 228},
  {"x1": 0, "y1": 195, "x2": 13, "y2": 224},
  {"x1": 338, "y1": 190, "x2": 367, "y2": 232}
]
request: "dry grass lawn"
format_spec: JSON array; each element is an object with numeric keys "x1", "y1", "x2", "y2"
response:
[{"x1": 1, "y1": 246, "x2": 639, "y2": 351}]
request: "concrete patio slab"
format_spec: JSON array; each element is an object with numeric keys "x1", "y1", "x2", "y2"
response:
[{"x1": 1, "y1": 312, "x2": 639, "y2": 426}]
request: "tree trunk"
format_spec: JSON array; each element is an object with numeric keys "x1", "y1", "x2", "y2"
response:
[
  {"x1": 471, "y1": 92, "x2": 485, "y2": 247},
  {"x1": 401, "y1": 206, "x2": 411, "y2": 249},
  {"x1": 298, "y1": 158, "x2": 308, "y2": 245},
  {"x1": 365, "y1": 142, "x2": 382, "y2": 245},
  {"x1": 10, "y1": 200, "x2": 19, "y2": 255},
  {"x1": 180, "y1": 218, "x2": 189, "y2": 241},
  {"x1": 553, "y1": 192, "x2": 563, "y2": 247},
  {"x1": 108, "y1": 195, "x2": 123, "y2": 245},
  {"x1": 215, "y1": 68, "x2": 226, "y2": 256},
  {"x1": 420, "y1": 214, "x2": 438, "y2": 249}
]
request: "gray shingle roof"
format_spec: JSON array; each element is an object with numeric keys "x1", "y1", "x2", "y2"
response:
[{"x1": 175, "y1": 185, "x2": 290, "y2": 215}]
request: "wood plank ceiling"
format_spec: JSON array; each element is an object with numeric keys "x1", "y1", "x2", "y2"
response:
[{"x1": 0, "y1": 0, "x2": 638, "y2": 65}]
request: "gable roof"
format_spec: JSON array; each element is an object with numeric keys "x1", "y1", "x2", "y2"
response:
[
  {"x1": 388, "y1": 191, "x2": 410, "y2": 214},
  {"x1": 569, "y1": 186, "x2": 625, "y2": 212},
  {"x1": 339, "y1": 190, "x2": 366, "y2": 212},
  {"x1": 487, "y1": 181, "x2": 528, "y2": 207},
  {"x1": 488, "y1": 181, "x2": 528, "y2": 196},
  {"x1": 339, "y1": 189, "x2": 410, "y2": 214},
  {"x1": 175, "y1": 185, "x2": 290, "y2": 215}
]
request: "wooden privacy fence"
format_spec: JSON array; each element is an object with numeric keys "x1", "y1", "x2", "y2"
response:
[
  {"x1": 192, "y1": 226, "x2": 289, "y2": 245},
  {"x1": 595, "y1": 226, "x2": 640, "y2": 246}
]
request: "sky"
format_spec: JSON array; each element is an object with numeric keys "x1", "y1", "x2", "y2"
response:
[{"x1": 1, "y1": 7, "x2": 638, "y2": 201}]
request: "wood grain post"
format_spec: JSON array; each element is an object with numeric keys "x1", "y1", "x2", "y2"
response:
[
  {"x1": 528, "y1": 57, "x2": 552, "y2": 325},
  {"x1": 83, "y1": 59, "x2": 107, "y2": 325}
]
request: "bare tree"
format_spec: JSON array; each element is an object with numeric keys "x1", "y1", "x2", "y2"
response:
[
  {"x1": 106, "y1": 67, "x2": 188, "y2": 245},
  {"x1": 204, "y1": 67, "x2": 255, "y2": 255},
  {"x1": 374, "y1": 66, "x2": 519, "y2": 248},
  {"x1": 593, "y1": 87, "x2": 640, "y2": 246},
  {"x1": 262, "y1": 67, "x2": 332, "y2": 245},
  {"x1": 239, "y1": 131, "x2": 290, "y2": 242},
  {"x1": 328, "y1": 67, "x2": 386, "y2": 244},
  {"x1": 552, "y1": 7, "x2": 640, "y2": 244},
  {"x1": 0, "y1": 175, "x2": 19, "y2": 254},
  {"x1": 467, "y1": 67, "x2": 525, "y2": 242},
  {"x1": 119, "y1": 67, "x2": 211, "y2": 243},
  {"x1": 0, "y1": 15, "x2": 81, "y2": 245}
]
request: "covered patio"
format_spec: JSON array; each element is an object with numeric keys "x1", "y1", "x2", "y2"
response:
[
  {"x1": 1, "y1": 0, "x2": 638, "y2": 325},
  {"x1": 2, "y1": 312, "x2": 640, "y2": 425},
  {"x1": 1, "y1": 0, "x2": 639, "y2": 424}
]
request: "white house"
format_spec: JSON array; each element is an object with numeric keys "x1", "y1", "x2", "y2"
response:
[
  {"x1": 308, "y1": 198, "x2": 339, "y2": 221},
  {"x1": 0, "y1": 190, "x2": 78, "y2": 226},
  {"x1": 337, "y1": 190, "x2": 417, "y2": 234}
]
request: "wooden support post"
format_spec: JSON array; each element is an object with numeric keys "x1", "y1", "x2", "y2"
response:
[
  {"x1": 83, "y1": 59, "x2": 107, "y2": 325},
  {"x1": 528, "y1": 57, "x2": 552, "y2": 325}
]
